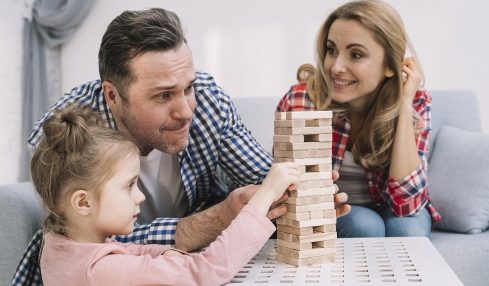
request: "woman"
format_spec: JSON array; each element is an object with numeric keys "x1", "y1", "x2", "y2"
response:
[{"x1": 276, "y1": 0, "x2": 441, "y2": 237}]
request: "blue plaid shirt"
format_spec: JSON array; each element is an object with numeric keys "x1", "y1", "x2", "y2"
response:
[{"x1": 12, "y1": 71, "x2": 272, "y2": 285}]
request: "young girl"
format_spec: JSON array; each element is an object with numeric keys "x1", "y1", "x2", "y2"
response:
[
  {"x1": 277, "y1": 0, "x2": 441, "y2": 238},
  {"x1": 31, "y1": 104, "x2": 300, "y2": 286}
]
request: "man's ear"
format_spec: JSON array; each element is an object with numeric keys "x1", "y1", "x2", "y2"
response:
[
  {"x1": 102, "y1": 81, "x2": 121, "y2": 108},
  {"x1": 70, "y1": 190, "x2": 92, "y2": 216},
  {"x1": 384, "y1": 67, "x2": 395, "y2": 78}
]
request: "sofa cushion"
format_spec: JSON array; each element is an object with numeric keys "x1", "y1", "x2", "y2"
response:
[{"x1": 429, "y1": 126, "x2": 489, "y2": 234}]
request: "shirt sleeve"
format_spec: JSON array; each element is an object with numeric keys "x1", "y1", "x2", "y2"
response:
[
  {"x1": 90, "y1": 205, "x2": 275, "y2": 286},
  {"x1": 385, "y1": 90, "x2": 432, "y2": 216},
  {"x1": 27, "y1": 80, "x2": 104, "y2": 149},
  {"x1": 210, "y1": 79, "x2": 273, "y2": 186},
  {"x1": 113, "y1": 217, "x2": 180, "y2": 246},
  {"x1": 12, "y1": 230, "x2": 43, "y2": 286}
]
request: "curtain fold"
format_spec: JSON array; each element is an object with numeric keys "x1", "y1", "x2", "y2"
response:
[{"x1": 20, "y1": 0, "x2": 95, "y2": 180}]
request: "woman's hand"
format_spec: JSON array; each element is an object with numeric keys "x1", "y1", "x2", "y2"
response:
[{"x1": 401, "y1": 57, "x2": 423, "y2": 103}]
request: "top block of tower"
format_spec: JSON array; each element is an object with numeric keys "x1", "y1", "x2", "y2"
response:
[{"x1": 275, "y1": 111, "x2": 333, "y2": 120}]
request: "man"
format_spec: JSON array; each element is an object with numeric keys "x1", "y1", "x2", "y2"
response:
[{"x1": 13, "y1": 8, "x2": 349, "y2": 285}]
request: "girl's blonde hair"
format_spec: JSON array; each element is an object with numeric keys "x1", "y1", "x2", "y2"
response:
[
  {"x1": 302, "y1": 0, "x2": 424, "y2": 170},
  {"x1": 30, "y1": 104, "x2": 139, "y2": 235}
]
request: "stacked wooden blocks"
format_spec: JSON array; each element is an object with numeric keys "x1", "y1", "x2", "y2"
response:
[{"x1": 274, "y1": 111, "x2": 336, "y2": 267}]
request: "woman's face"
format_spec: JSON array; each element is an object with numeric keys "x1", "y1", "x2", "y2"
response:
[{"x1": 324, "y1": 19, "x2": 391, "y2": 111}]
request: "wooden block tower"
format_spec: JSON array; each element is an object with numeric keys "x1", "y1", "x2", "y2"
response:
[{"x1": 273, "y1": 111, "x2": 336, "y2": 266}]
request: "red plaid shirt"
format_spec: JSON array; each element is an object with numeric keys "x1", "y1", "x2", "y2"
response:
[{"x1": 276, "y1": 82, "x2": 441, "y2": 222}]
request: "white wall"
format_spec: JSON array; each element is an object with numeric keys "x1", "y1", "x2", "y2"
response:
[
  {"x1": 1, "y1": 0, "x2": 488, "y2": 184},
  {"x1": 0, "y1": 0, "x2": 24, "y2": 184},
  {"x1": 62, "y1": 0, "x2": 489, "y2": 131}
]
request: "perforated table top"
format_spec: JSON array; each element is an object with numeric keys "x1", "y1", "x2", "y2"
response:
[{"x1": 225, "y1": 237, "x2": 462, "y2": 285}]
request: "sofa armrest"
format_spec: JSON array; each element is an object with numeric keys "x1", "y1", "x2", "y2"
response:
[{"x1": 0, "y1": 182, "x2": 42, "y2": 285}]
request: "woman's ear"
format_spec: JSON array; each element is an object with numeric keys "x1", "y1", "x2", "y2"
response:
[
  {"x1": 70, "y1": 190, "x2": 91, "y2": 216},
  {"x1": 384, "y1": 67, "x2": 395, "y2": 78}
]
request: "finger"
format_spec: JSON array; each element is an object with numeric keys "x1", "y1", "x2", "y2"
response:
[
  {"x1": 332, "y1": 170, "x2": 339, "y2": 181},
  {"x1": 270, "y1": 192, "x2": 289, "y2": 208},
  {"x1": 267, "y1": 204, "x2": 288, "y2": 220},
  {"x1": 288, "y1": 183, "x2": 297, "y2": 191},
  {"x1": 336, "y1": 204, "x2": 351, "y2": 218},
  {"x1": 334, "y1": 192, "x2": 348, "y2": 205}
]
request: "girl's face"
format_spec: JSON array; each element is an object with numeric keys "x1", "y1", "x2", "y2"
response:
[
  {"x1": 92, "y1": 152, "x2": 145, "y2": 238},
  {"x1": 324, "y1": 19, "x2": 391, "y2": 111}
]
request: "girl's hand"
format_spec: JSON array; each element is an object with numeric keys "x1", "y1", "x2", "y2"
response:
[
  {"x1": 401, "y1": 57, "x2": 423, "y2": 103},
  {"x1": 260, "y1": 162, "x2": 300, "y2": 202}
]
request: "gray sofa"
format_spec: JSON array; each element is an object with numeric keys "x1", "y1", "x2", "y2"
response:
[{"x1": 1, "y1": 90, "x2": 488, "y2": 286}]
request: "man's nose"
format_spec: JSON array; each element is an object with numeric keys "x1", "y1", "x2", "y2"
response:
[{"x1": 171, "y1": 93, "x2": 194, "y2": 120}]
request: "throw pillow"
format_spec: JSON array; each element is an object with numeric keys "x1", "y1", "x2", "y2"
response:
[{"x1": 429, "y1": 126, "x2": 489, "y2": 234}]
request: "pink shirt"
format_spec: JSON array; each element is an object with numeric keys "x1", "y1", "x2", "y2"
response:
[{"x1": 40, "y1": 205, "x2": 274, "y2": 286}]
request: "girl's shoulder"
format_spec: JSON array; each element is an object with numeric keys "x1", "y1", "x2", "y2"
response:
[{"x1": 276, "y1": 81, "x2": 316, "y2": 112}]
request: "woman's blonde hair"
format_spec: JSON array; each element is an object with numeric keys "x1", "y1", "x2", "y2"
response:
[
  {"x1": 30, "y1": 104, "x2": 139, "y2": 235},
  {"x1": 301, "y1": 0, "x2": 423, "y2": 170}
]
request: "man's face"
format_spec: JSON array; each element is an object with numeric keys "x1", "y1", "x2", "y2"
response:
[{"x1": 115, "y1": 44, "x2": 196, "y2": 155}]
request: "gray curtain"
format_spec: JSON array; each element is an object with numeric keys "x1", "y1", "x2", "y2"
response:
[{"x1": 20, "y1": 0, "x2": 95, "y2": 180}]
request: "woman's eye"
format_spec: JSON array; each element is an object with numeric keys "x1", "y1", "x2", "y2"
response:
[
  {"x1": 326, "y1": 46, "x2": 335, "y2": 55},
  {"x1": 351, "y1": 52, "x2": 363, "y2": 59}
]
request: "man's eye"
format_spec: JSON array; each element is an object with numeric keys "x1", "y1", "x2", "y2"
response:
[
  {"x1": 158, "y1": 93, "x2": 171, "y2": 102},
  {"x1": 184, "y1": 86, "x2": 193, "y2": 95}
]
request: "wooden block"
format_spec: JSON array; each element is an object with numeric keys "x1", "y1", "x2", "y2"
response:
[
  {"x1": 310, "y1": 210, "x2": 325, "y2": 219},
  {"x1": 285, "y1": 194, "x2": 333, "y2": 205},
  {"x1": 276, "y1": 238, "x2": 312, "y2": 250},
  {"x1": 306, "y1": 164, "x2": 333, "y2": 172},
  {"x1": 300, "y1": 171, "x2": 332, "y2": 181},
  {"x1": 273, "y1": 135, "x2": 304, "y2": 143},
  {"x1": 323, "y1": 209, "x2": 336, "y2": 218},
  {"x1": 277, "y1": 224, "x2": 313, "y2": 235},
  {"x1": 284, "y1": 231, "x2": 337, "y2": 243},
  {"x1": 274, "y1": 142, "x2": 330, "y2": 151},
  {"x1": 274, "y1": 157, "x2": 332, "y2": 166},
  {"x1": 274, "y1": 126, "x2": 332, "y2": 135},
  {"x1": 274, "y1": 149, "x2": 332, "y2": 159},
  {"x1": 278, "y1": 245, "x2": 336, "y2": 259},
  {"x1": 289, "y1": 186, "x2": 336, "y2": 197},
  {"x1": 296, "y1": 179, "x2": 334, "y2": 189},
  {"x1": 304, "y1": 149, "x2": 332, "y2": 158},
  {"x1": 282, "y1": 211, "x2": 311, "y2": 221},
  {"x1": 274, "y1": 119, "x2": 305, "y2": 128},
  {"x1": 314, "y1": 224, "x2": 336, "y2": 233},
  {"x1": 315, "y1": 239, "x2": 337, "y2": 248},
  {"x1": 276, "y1": 217, "x2": 336, "y2": 228},
  {"x1": 287, "y1": 202, "x2": 335, "y2": 213},
  {"x1": 276, "y1": 253, "x2": 335, "y2": 267},
  {"x1": 274, "y1": 111, "x2": 333, "y2": 120},
  {"x1": 304, "y1": 133, "x2": 333, "y2": 142},
  {"x1": 305, "y1": 118, "x2": 332, "y2": 127}
]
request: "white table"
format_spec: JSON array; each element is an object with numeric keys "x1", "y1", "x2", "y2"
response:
[{"x1": 226, "y1": 237, "x2": 462, "y2": 286}]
